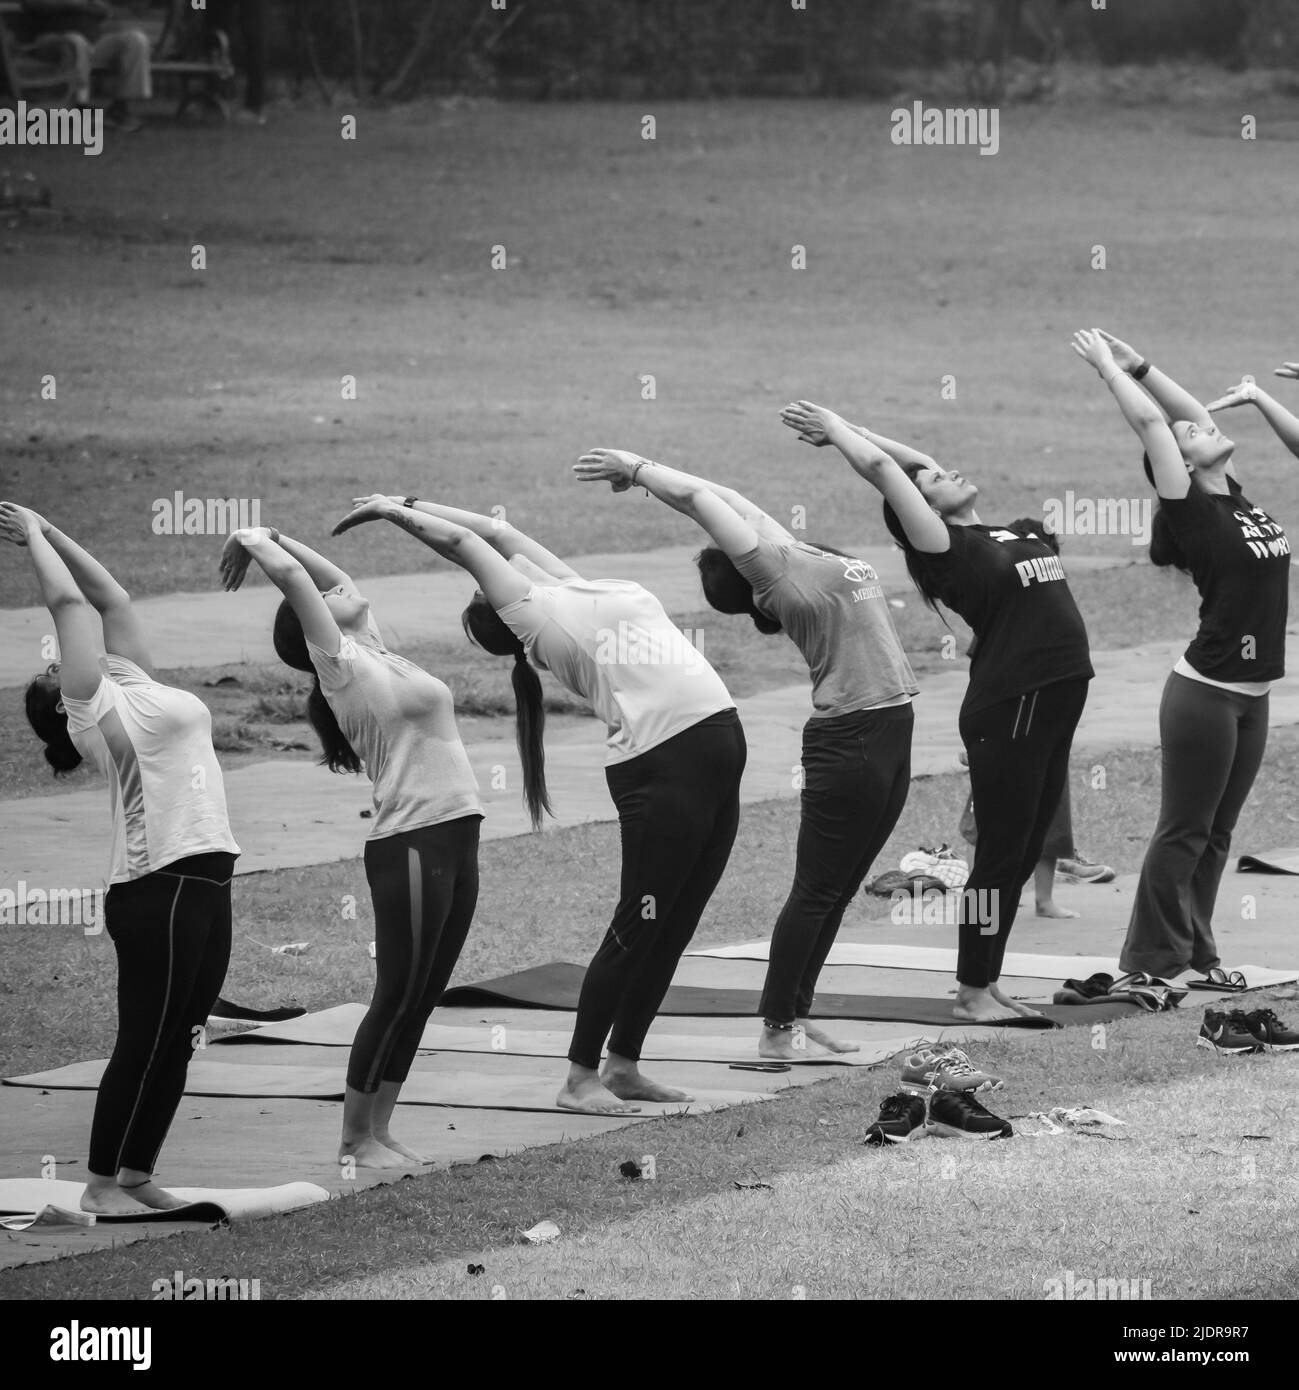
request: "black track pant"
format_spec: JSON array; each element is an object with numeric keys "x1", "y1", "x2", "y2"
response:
[
  {"x1": 349, "y1": 816, "x2": 481, "y2": 1093},
  {"x1": 759, "y1": 703, "x2": 914, "y2": 1024},
  {"x1": 88, "y1": 852, "x2": 235, "y2": 1177},
  {"x1": 568, "y1": 710, "x2": 746, "y2": 1069},
  {"x1": 957, "y1": 679, "x2": 1088, "y2": 988},
  {"x1": 1120, "y1": 673, "x2": 1269, "y2": 978}
]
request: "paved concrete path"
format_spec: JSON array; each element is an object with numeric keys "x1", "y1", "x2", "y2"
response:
[
  {"x1": 0, "y1": 543, "x2": 1127, "y2": 687},
  {"x1": 5, "y1": 632, "x2": 1299, "y2": 887}
]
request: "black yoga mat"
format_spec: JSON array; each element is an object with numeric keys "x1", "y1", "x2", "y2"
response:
[{"x1": 441, "y1": 962, "x2": 1149, "y2": 1029}]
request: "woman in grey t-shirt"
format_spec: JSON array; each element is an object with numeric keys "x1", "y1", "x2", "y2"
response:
[{"x1": 574, "y1": 448, "x2": 918, "y2": 1060}]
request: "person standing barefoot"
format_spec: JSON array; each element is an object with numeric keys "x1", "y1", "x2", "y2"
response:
[
  {"x1": 221, "y1": 525, "x2": 483, "y2": 1168},
  {"x1": 2, "y1": 502, "x2": 239, "y2": 1215}
]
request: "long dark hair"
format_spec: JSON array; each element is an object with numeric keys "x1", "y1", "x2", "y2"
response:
[
  {"x1": 272, "y1": 599, "x2": 362, "y2": 774},
  {"x1": 24, "y1": 669, "x2": 82, "y2": 775},
  {"x1": 462, "y1": 591, "x2": 552, "y2": 830},
  {"x1": 881, "y1": 459, "x2": 952, "y2": 615}
]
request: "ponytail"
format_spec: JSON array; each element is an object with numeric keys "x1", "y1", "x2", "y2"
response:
[
  {"x1": 462, "y1": 591, "x2": 553, "y2": 829},
  {"x1": 881, "y1": 501, "x2": 948, "y2": 616},
  {"x1": 24, "y1": 673, "x2": 83, "y2": 776},
  {"x1": 272, "y1": 599, "x2": 362, "y2": 774}
]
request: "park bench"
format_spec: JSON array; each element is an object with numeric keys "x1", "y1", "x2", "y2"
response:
[{"x1": 0, "y1": 1, "x2": 234, "y2": 120}]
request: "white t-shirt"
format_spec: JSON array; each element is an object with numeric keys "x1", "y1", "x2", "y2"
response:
[
  {"x1": 305, "y1": 630, "x2": 482, "y2": 840},
  {"x1": 497, "y1": 578, "x2": 734, "y2": 764},
  {"x1": 62, "y1": 656, "x2": 241, "y2": 885}
]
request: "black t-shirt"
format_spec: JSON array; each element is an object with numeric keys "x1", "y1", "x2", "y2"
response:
[
  {"x1": 912, "y1": 522, "x2": 1093, "y2": 715},
  {"x1": 1158, "y1": 486, "x2": 1290, "y2": 681}
]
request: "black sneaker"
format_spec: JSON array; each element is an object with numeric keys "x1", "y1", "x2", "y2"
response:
[
  {"x1": 1234, "y1": 1008, "x2": 1299, "y2": 1053},
  {"x1": 1196, "y1": 1009, "x2": 1263, "y2": 1055},
  {"x1": 924, "y1": 1088, "x2": 1013, "y2": 1140},
  {"x1": 863, "y1": 1092, "x2": 927, "y2": 1146}
]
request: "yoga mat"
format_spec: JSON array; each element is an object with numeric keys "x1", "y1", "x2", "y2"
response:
[
  {"x1": 216, "y1": 1003, "x2": 916, "y2": 1066},
  {"x1": 1238, "y1": 848, "x2": 1299, "y2": 875},
  {"x1": 0, "y1": 1178, "x2": 329, "y2": 1230},
  {"x1": 438, "y1": 962, "x2": 1153, "y2": 1027},
  {"x1": 687, "y1": 942, "x2": 1299, "y2": 988},
  {"x1": 2, "y1": 1058, "x2": 773, "y2": 1116}
]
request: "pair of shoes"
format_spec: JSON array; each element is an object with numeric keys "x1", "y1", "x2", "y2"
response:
[
  {"x1": 1198, "y1": 1007, "x2": 1299, "y2": 1055},
  {"x1": 1110, "y1": 972, "x2": 1188, "y2": 1012},
  {"x1": 1056, "y1": 854, "x2": 1115, "y2": 884},
  {"x1": 898, "y1": 1045, "x2": 1003, "y2": 1094},
  {"x1": 864, "y1": 1089, "x2": 1013, "y2": 1144}
]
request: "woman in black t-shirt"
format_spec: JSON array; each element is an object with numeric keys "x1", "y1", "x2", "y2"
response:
[
  {"x1": 782, "y1": 401, "x2": 1093, "y2": 1026},
  {"x1": 1078, "y1": 330, "x2": 1294, "y2": 980}
]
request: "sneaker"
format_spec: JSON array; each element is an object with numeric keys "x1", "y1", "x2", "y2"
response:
[
  {"x1": 899, "y1": 1046, "x2": 1003, "y2": 1094},
  {"x1": 1235, "y1": 1008, "x2": 1299, "y2": 1053},
  {"x1": 924, "y1": 1088, "x2": 1013, "y2": 1140},
  {"x1": 1057, "y1": 855, "x2": 1115, "y2": 884},
  {"x1": 1197, "y1": 1009, "x2": 1264, "y2": 1055},
  {"x1": 863, "y1": 1092, "x2": 927, "y2": 1146}
]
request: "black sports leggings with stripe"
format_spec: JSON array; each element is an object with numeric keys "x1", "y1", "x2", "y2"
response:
[
  {"x1": 568, "y1": 709, "x2": 747, "y2": 1070},
  {"x1": 348, "y1": 815, "x2": 481, "y2": 1094},
  {"x1": 957, "y1": 678, "x2": 1088, "y2": 989},
  {"x1": 89, "y1": 851, "x2": 235, "y2": 1178}
]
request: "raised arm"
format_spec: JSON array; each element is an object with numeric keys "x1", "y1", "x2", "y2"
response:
[
  {"x1": 1097, "y1": 330, "x2": 1213, "y2": 428},
  {"x1": 332, "y1": 497, "x2": 533, "y2": 611},
  {"x1": 0, "y1": 503, "x2": 103, "y2": 700},
  {"x1": 365, "y1": 496, "x2": 578, "y2": 581},
  {"x1": 781, "y1": 401, "x2": 950, "y2": 553},
  {"x1": 572, "y1": 449, "x2": 769, "y2": 557},
  {"x1": 1206, "y1": 378, "x2": 1299, "y2": 462},
  {"x1": 1074, "y1": 330, "x2": 1188, "y2": 500},
  {"x1": 788, "y1": 407, "x2": 939, "y2": 472},
  {"x1": 220, "y1": 527, "x2": 344, "y2": 656}
]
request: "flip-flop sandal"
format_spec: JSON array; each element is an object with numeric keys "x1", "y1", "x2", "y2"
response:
[
  {"x1": 1108, "y1": 971, "x2": 1154, "y2": 993},
  {"x1": 1057, "y1": 973, "x2": 1114, "y2": 1002},
  {"x1": 1186, "y1": 968, "x2": 1248, "y2": 992}
]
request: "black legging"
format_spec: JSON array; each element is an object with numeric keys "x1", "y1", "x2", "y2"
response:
[
  {"x1": 1121, "y1": 673, "x2": 1269, "y2": 978},
  {"x1": 349, "y1": 816, "x2": 481, "y2": 1093},
  {"x1": 957, "y1": 679, "x2": 1088, "y2": 988},
  {"x1": 568, "y1": 709, "x2": 746, "y2": 1069},
  {"x1": 759, "y1": 703, "x2": 914, "y2": 1025},
  {"x1": 88, "y1": 851, "x2": 235, "y2": 1177}
]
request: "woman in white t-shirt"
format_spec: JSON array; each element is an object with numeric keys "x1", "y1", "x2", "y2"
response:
[
  {"x1": 220, "y1": 525, "x2": 483, "y2": 1170},
  {"x1": 332, "y1": 493, "x2": 746, "y2": 1117},
  {"x1": 574, "y1": 448, "x2": 919, "y2": 1061},
  {"x1": 2, "y1": 502, "x2": 240, "y2": 1217}
]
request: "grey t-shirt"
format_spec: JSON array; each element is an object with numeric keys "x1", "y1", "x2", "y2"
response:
[
  {"x1": 732, "y1": 539, "x2": 918, "y2": 717},
  {"x1": 305, "y1": 630, "x2": 482, "y2": 840}
]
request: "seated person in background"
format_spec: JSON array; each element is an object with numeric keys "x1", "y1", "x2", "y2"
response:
[{"x1": 19, "y1": 1, "x2": 152, "y2": 132}]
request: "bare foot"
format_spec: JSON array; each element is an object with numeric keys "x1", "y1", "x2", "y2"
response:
[
  {"x1": 952, "y1": 985, "x2": 1021, "y2": 1024},
  {"x1": 339, "y1": 1136, "x2": 418, "y2": 1169},
  {"x1": 797, "y1": 1020, "x2": 861, "y2": 1054},
  {"x1": 1036, "y1": 901, "x2": 1079, "y2": 919},
  {"x1": 374, "y1": 1133, "x2": 432, "y2": 1164},
  {"x1": 990, "y1": 983, "x2": 1046, "y2": 1019},
  {"x1": 80, "y1": 1183, "x2": 156, "y2": 1217},
  {"x1": 602, "y1": 1060, "x2": 694, "y2": 1104},
  {"x1": 118, "y1": 1179, "x2": 190, "y2": 1211},
  {"x1": 758, "y1": 1027, "x2": 807, "y2": 1061},
  {"x1": 556, "y1": 1073, "x2": 642, "y2": 1115}
]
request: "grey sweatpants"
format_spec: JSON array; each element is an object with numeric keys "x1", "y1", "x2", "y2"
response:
[{"x1": 1119, "y1": 672, "x2": 1269, "y2": 977}]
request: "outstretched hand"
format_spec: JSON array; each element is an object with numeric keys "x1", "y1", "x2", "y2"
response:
[
  {"x1": 1071, "y1": 328, "x2": 1116, "y2": 374},
  {"x1": 332, "y1": 496, "x2": 393, "y2": 537},
  {"x1": 1275, "y1": 362, "x2": 1299, "y2": 382},
  {"x1": 218, "y1": 528, "x2": 264, "y2": 592},
  {"x1": 0, "y1": 501, "x2": 46, "y2": 547},
  {"x1": 573, "y1": 449, "x2": 642, "y2": 492},
  {"x1": 1095, "y1": 330, "x2": 1142, "y2": 373},
  {"x1": 780, "y1": 400, "x2": 849, "y2": 448},
  {"x1": 1206, "y1": 378, "x2": 1259, "y2": 413}
]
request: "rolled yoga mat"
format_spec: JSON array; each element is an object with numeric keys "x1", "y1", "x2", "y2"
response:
[
  {"x1": 0, "y1": 1178, "x2": 329, "y2": 1229},
  {"x1": 1237, "y1": 848, "x2": 1299, "y2": 875},
  {"x1": 438, "y1": 962, "x2": 1153, "y2": 1027}
]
